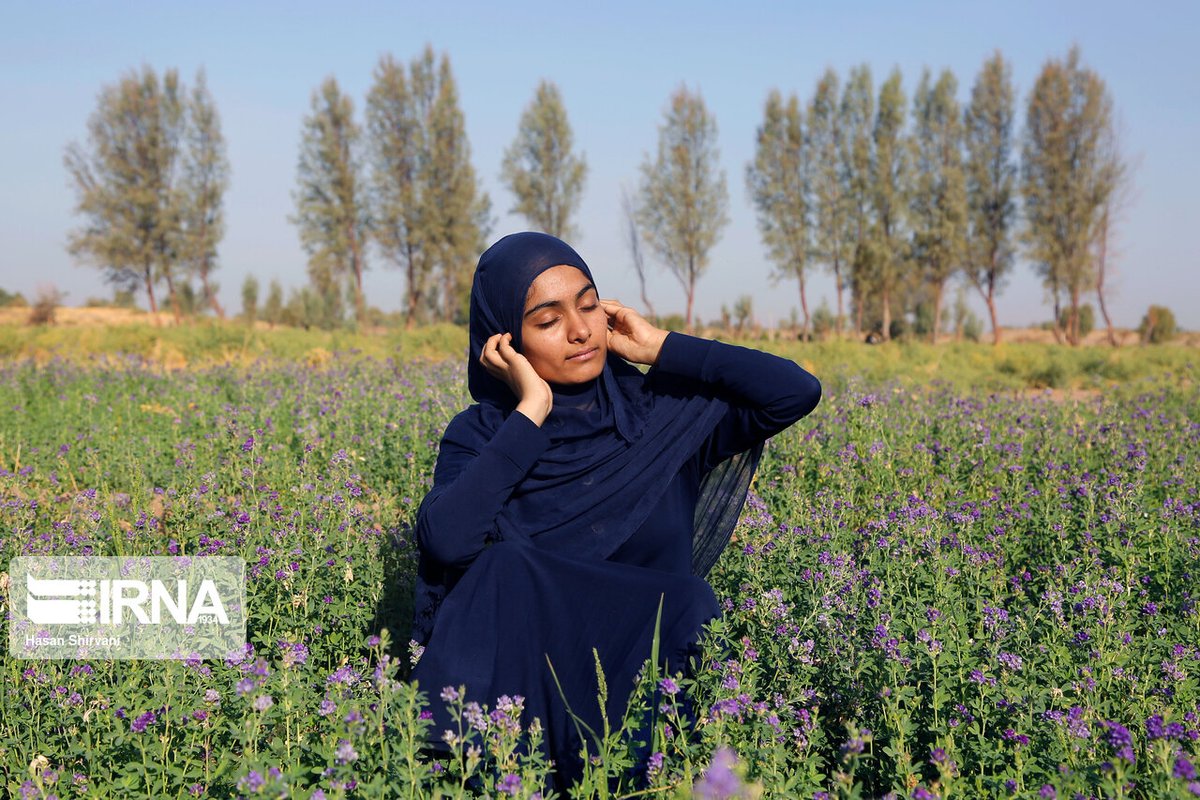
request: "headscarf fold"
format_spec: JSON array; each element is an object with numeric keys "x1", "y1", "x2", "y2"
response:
[{"x1": 412, "y1": 232, "x2": 762, "y2": 643}]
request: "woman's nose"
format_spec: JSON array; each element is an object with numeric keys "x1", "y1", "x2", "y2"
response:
[{"x1": 567, "y1": 311, "x2": 591, "y2": 342}]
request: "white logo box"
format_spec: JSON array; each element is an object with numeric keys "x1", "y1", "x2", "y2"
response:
[{"x1": 8, "y1": 556, "x2": 245, "y2": 660}]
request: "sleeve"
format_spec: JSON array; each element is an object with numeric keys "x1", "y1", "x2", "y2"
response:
[
  {"x1": 652, "y1": 331, "x2": 821, "y2": 472},
  {"x1": 415, "y1": 409, "x2": 551, "y2": 569}
]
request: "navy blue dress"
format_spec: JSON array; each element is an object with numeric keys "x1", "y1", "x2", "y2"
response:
[{"x1": 411, "y1": 332, "x2": 820, "y2": 784}]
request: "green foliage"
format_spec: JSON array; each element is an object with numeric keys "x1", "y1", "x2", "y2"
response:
[
  {"x1": 810, "y1": 300, "x2": 836, "y2": 339},
  {"x1": 1022, "y1": 46, "x2": 1122, "y2": 346},
  {"x1": 366, "y1": 47, "x2": 492, "y2": 327},
  {"x1": 638, "y1": 85, "x2": 729, "y2": 331},
  {"x1": 0, "y1": 288, "x2": 28, "y2": 308},
  {"x1": 910, "y1": 68, "x2": 966, "y2": 342},
  {"x1": 1059, "y1": 303, "x2": 1095, "y2": 338},
  {"x1": 868, "y1": 67, "x2": 911, "y2": 342},
  {"x1": 747, "y1": 90, "x2": 811, "y2": 337},
  {"x1": 501, "y1": 80, "x2": 587, "y2": 240},
  {"x1": 808, "y1": 68, "x2": 850, "y2": 335},
  {"x1": 241, "y1": 274, "x2": 259, "y2": 324},
  {"x1": 291, "y1": 76, "x2": 369, "y2": 322},
  {"x1": 1139, "y1": 305, "x2": 1178, "y2": 343},
  {"x1": 65, "y1": 66, "x2": 228, "y2": 317},
  {"x1": 964, "y1": 51, "x2": 1017, "y2": 340}
]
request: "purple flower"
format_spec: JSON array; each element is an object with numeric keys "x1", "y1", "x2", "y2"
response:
[
  {"x1": 1038, "y1": 786, "x2": 1056, "y2": 799},
  {"x1": 237, "y1": 771, "x2": 264, "y2": 793},
  {"x1": 1174, "y1": 754, "x2": 1196, "y2": 781},
  {"x1": 911, "y1": 787, "x2": 937, "y2": 800},
  {"x1": 496, "y1": 773, "x2": 522, "y2": 796},
  {"x1": 252, "y1": 695, "x2": 274, "y2": 712},
  {"x1": 694, "y1": 747, "x2": 745, "y2": 800},
  {"x1": 241, "y1": 436, "x2": 255, "y2": 452},
  {"x1": 335, "y1": 738, "x2": 358, "y2": 765},
  {"x1": 646, "y1": 751, "x2": 665, "y2": 778},
  {"x1": 660, "y1": 677, "x2": 680, "y2": 695},
  {"x1": 130, "y1": 710, "x2": 157, "y2": 733}
]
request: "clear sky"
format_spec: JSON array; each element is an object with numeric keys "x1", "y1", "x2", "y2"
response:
[{"x1": 2, "y1": 0, "x2": 1197, "y2": 330}]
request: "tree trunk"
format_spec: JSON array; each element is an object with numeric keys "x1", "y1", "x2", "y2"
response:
[
  {"x1": 201, "y1": 267, "x2": 225, "y2": 319},
  {"x1": 1050, "y1": 291, "x2": 1065, "y2": 345},
  {"x1": 833, "y1": 256, "x2": 845, "y2": 339},
  {"x1": 798, "y1": 276, "x2": 810, "y2": 343},
  {"x1": 1068, "y1": 287, "x2": 1081, "y2": 346},
  {"x1": 143, "y1": 264, "x2": 159, "y2": 320},
  {"x1": 1095, "y1": 207, "x2": 1118, "y2": 347},
  {"x1": 985, "y1": 293, "x2": 1001, "y2": 345},
  {"x1": 881, "y1": 286, "x2": 892, "y2": 342},
  {"x1": 164, "y1": 270, "x2": 181, "y2": 324},
  {"x1": 930, "y1": 280, "x2": 944, "y2": 345}
]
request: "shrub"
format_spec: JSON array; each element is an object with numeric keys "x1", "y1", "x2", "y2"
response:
[{"x1": 1138, "y1": 305, "x2": 1177, "y2": 343}]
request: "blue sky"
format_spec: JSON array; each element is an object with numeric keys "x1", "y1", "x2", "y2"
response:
[{"x1": 2, "y1": 0, "x2": 1197, "y2": 329}]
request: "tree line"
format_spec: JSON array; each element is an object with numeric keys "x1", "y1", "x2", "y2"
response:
[{"x1": 65, "y1": 45, "x2": 1134, "y2": 344}]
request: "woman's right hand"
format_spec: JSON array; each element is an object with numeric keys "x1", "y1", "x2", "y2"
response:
[{"x1": 480, "y1": 332, "x2": 553, "y2": 426}]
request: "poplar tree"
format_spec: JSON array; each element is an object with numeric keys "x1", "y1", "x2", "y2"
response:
[
  {"x1": 65, "y1": 66, "x2": 189, "y2": 317},
  {"x1": 869, "y1": 68, "x2": 910, "y2": 341},
  {"x1": 181, "y1": 70, "x2": 230, "y2": 319},
  {"x1": 367, "y1": 53, "x2": 431, "y2": 328},
  {"x1": 747, "y1": 90, "x2": 813, "y2": 339},
  {"x1": 637, "y1": 86, "x2": 729, "y2": 332},
  {"x1": 963, "y1": 51, "x2": 1017, "y2": 344},
  {"x1": 423, "y1": 50, "x2": 492, "y2": 323},
  {"x1": 292, "y1": 76, "x2": 368, "y2": 325},
  {"x1": 808, "y1": 68, "x2": 850, "y2": 335},
  {"x1": 1022, "y1": 47, "x2": 1118, "y2": 346},
  {"x1": 910, "y1": 68, "x2": 966, "y2": 342},
  {"x1": 501, "y1": 80, "x2": 587, "y2": 240},
  {"x1": 839, "y1": 65, "x2": 874, "y2": 334}
]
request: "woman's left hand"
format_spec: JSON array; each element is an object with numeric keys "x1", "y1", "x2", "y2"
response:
[{"x1": 601, "y1": 299, "x2": 669, "y2": 366}]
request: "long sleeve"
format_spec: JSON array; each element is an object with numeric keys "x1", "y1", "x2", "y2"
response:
[
  {"x1": 652, "y1": 332, "x2": 821, "y2": 471},
  {"x1": 416, "y1": 410, "x2": 551, "y2": 569}
]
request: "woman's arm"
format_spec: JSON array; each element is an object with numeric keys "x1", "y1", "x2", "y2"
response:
[
  {"x1": 653, "y1": 332, "x2": 821, "y2": 470},
  {"x1": 416, "y1": 410, "x2": 551, "y2": 568}
]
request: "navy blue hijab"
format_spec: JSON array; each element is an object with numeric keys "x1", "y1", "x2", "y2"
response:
[{"x1": 411, "y1": 232, "x2": 762, "y2": 643}]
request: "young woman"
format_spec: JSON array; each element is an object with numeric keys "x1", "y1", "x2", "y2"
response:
[{"x1": 409, "y1": 231, "x2": 820, "y2": 787}]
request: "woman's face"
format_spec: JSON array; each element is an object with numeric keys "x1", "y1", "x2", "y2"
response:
[{"x1": 519, "y1": 264, "x2": 607, "y2": 385}]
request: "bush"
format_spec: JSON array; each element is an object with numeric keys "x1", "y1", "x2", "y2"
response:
[
  {"x1": 0, "y1": 288, "x2": 28, "y2": 308},
  {"x1": 1058, "y1": 304, "x2": 1094, "y2": 338},
  {"x1": 27, "y1": 285, "x2": 62, "y2": 325},
  {"x1": 1138, "y1": 305, "x2": 1177, "y2": 344}
]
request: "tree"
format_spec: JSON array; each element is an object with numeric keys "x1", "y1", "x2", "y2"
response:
[
  {"x1": 839, "y1": 65, "x2": 874, "y2": 334},
  {"x1": 241, "y1": 275, "x2": 258, "y2": 324},
  {"x1": 181, "y1": 70, "x2": 230, "y2": 319},
  {"x1": 619, "y1": 185, "x2": 656, "y2": 321},
  {"x1": 1021, "y1": 46, "x2": 1119, "y2": 346},
  {"x1": 637, "y1": 85, "x2": 730, "y2": 332},
  {"x1": 963, "y1": 51, "x2": 1018, "y2": 345},
  {"x1": 910, "y1": 68, "x2": 966, "y2": 343},
  {"x1": 869, "y1": 67, "x2": 910, "y2": 341},
  {"x1": 808, "y1": 68, "x2": 850, "y2": 336},
  {"x1": 292, "y1": 76, "x2": 368, "y2": 324},
  {"x1": 263, "y1": 279, "x2": 284, "y2": 329},
  {"x1": 501, "y1": 80, "x2": 587, "y2": 240},
  {"x1": 1092, "y1": 121, "x2": 1131, "y2": 347},
  {"x1": 65, "y1": 65, "x2": 189, "y2": 318},
  {"x1": 367, "y1": 47, "x2": 491, "y2": 325},
  {"x1": 747, "y1": 90, "x2": 813, "y2": 339}
]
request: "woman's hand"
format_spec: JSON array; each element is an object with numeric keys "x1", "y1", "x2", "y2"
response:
[
  {"x1": 601, "y1": 300, "x2": 669, "y2": 367},
  {"x1": 480, "y1": 332, "x2": 553, "y2": 426}
]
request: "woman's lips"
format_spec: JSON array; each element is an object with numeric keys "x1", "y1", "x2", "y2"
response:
[{"x1": 567, "y1": 347, "x2": 598, "y2": 362}]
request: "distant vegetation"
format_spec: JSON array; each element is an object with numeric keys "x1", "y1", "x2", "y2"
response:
[{"x1": 61, "y1": 44, "x2": 1136, "y2": 346}]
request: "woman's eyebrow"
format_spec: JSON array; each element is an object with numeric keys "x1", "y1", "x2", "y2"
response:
[{"x1": 523, "y1": 283, "x2": 597, "y2": 318}]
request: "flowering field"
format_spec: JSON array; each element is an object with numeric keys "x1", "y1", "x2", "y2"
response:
[{"x1": 1, "y1": 352, "x2": 1198, "y2": 799}]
